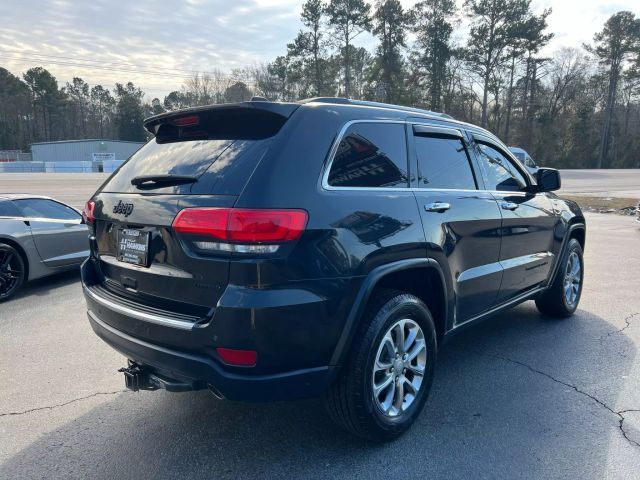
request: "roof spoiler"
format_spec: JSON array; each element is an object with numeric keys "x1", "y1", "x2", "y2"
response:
[{"x1": 143, "y1": 101, "x2": 300, "y2": 135}]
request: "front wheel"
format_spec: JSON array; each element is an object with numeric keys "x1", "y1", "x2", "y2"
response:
[
  {"x1": 324, "y1": 289, "x2": 437, "y2": 441},
  {"x1": 536, "y1": 238, "x2": 584, "y2": 318}
]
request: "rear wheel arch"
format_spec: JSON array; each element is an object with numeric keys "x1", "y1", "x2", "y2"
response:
[
  {"x1": 331, "y1": 258, "x2": 450, "y2": 366},
  {"x1": 0, "y1": 237, "x2": 29, "y2": 281}
]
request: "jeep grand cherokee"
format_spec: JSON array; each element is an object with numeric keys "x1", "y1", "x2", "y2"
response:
[{"x1": 81, "y1": 98, "x2": 586, "y2": 440}]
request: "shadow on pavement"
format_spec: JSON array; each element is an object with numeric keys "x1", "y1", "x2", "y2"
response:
[
  {"x1": 0, "y1": 302, "x2": 635, "y2": 479},
  {"x1": 9, "y1": 268, "x2": 81, "y2": 302}
]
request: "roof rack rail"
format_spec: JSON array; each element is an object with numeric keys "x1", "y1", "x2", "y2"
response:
[{"x1": 298, "y1": 97, "x2": 454, "y2": 120}]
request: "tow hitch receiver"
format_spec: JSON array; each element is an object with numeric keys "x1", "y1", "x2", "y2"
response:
[
  {"x1": 118, "y1": 362, "x2": 155, "y2": 392},
  {"x1": 118, "y1": 361, "x2": 202, "y2": 392}
]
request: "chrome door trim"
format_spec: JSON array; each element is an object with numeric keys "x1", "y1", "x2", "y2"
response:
[{"x1": 457, "y1": 252, "x2": 554, "y2": 283}]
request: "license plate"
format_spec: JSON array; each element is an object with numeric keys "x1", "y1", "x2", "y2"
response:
[{"x1": 117, "y1": 228, "x2": 150, "y2": 267}]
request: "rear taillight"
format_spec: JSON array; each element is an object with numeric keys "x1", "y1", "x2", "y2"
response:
[
  {"x1": 83, "y1": 201, "x2": 95, "y2": 224},
  {"x1": 172, "y1": 208, "x2": 308, "y2": 253}
]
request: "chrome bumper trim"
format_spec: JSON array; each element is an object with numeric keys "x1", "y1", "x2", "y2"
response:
[{"x1": 83, "y1": 285, "x2": 194, "y2": 330}]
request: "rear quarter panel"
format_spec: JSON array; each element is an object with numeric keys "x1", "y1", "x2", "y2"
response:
[{"x1": 0, "y1": 218, "x2": 52, "y2": 281}]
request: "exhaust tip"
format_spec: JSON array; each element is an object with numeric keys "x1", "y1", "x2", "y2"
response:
[{"x1": 207, "y1": 384, "x2": 225, "y2": 400}]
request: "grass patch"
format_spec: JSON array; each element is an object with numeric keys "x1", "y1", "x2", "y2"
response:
[{"x1": 563, "y1": 195, "x2": 638, "y2": 214}]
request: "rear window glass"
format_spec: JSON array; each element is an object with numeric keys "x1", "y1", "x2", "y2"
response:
[
  {"x1": 102, "y1": 107, "x2": 291, "y2": 195},
  {"x1": 101, "y1": 138, "x2": 272, "y2": 195}
]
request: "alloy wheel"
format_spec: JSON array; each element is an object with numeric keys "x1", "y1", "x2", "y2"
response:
[
  {"x1": 563, "y1": 251, "x2": 581, "y2": 307},
  {"x1": 371, "y1": 318, "x2": 427, "y2": 417}
]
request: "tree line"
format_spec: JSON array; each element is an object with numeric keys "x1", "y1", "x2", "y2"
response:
[{"x1": 1, "y1": 0, "x2": 639, "y2": 169}]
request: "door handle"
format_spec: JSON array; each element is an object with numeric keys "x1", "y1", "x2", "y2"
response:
[
  {"x1": 501, "y1": 202, "x2": 519, "y2": 211},
  {"x1": 424, "y1": 202, "x2": 451, "y2": 213}
]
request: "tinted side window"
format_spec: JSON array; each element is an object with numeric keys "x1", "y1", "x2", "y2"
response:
[
  {"x1": 475, "y1": 143, "x2": 526, "y2": 191},
  {"x1": 414, "y1": 134, "x2": 476, "y2": 190},
  {"x1": 328, "y1": 123, "x2": 408, "y2": 188},
  {"x1": 14, "y1": 199, "x2": 80, "y2": 221},
  {"x1": 0, "y1": 201, "x2": 21, "y2": 217}
]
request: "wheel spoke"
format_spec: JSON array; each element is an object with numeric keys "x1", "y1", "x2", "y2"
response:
[
  {"x1": 407, "y1": 363, "x2": 425, "y2": 376},
  {"x1": 403, "y1": 377, "x2": 418, "y2": 396},
  {"x1": 571, "y1": 257, "x2": 580, "y2": 277},
  {"x1": 393, "y1": 321, "x2": 405, "y2": 353},
  {"x1": 403, "y1": 325, "x2": 418, "y2": 352},
  {"x1": 374, "y1": 373, "x2": 394, "y2": 396},
  {"x1": 374, "y1": 336, "x2": 394, "y2": 372},
  {"x1": 406, "y1": 339, "x2": 426, "y2": 363},
  {"x1": 381, "y1": 380, "x2": 395, "y2": 412},
  {"x1": 393, "y1": 377, "x2": 404, "y2": 411},
  {"x1": 0, "y1": 252, "x2": 12, "y2": 270}
]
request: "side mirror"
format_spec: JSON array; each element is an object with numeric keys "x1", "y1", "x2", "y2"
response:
[{"x1": 535, "y1": 168, "x2": 561, "y2": 192}]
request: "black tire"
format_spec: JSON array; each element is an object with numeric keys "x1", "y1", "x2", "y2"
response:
[
  {"x1": 0, "y1": 243, "x2": 25, "y2": 302},
  {"x1": 324, "y1": 289, "x2": 437, "y2": 441},
  {"x1": 535, "y1": 238, "x2": 584, "y2": 318}
]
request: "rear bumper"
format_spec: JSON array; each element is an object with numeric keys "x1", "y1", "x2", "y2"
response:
[{"x1": 87, "y1": 309, "x2": 338, "y2": 401}]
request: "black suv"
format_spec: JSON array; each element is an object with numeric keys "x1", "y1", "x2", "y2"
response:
[{"x1": 81, "y1": 98, "x2": 585, "y2": 440}]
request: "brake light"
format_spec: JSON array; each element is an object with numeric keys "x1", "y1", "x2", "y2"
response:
[
  {"x1": 171, "y1": 115, "x2": 200, "y2": 127},
  {"x1": 172, "y1": 208, "x2": 308, "y2": 244},
  {"x1": 216, "y1": 347, "x2": 257, "y2": 367},
  {"x1": 83, "y1": 201, "x2": 95, "y2": 224}
]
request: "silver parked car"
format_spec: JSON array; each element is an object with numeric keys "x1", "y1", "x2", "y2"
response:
[
  {"x1": 508, "y1": 146, "x2": 539, "y2": 175},
  {"x1": 0, "y1": 194, "x2": 89, "y2": 301}
]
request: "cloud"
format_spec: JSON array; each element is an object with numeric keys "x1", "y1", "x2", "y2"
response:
[
  {"x1": 2, "y1": 0, "x2": 639, "y2": 99},
  {"x1": 1, "y1": 0, "x2": 301, "y2": 97}
]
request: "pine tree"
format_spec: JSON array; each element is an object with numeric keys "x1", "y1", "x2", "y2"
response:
[
  {"x1": 371, "y1": 0, "x2": 409, "y2": 104},
  {"x1": 326, "y1": 0, "x2": 372, "y2": 98},
  {"x1": 586, "y1": 11, "x2": 640, "y2": 168},
  {"x1": 411, "y1": 0, "x2": 456, "y2": 111}
]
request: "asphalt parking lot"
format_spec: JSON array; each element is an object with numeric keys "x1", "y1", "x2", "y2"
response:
[
  {"x1": 1, "y1": 168, "x2": 640, "y2": 208},
  {"x1": 1, "y1": 171, "x2": 639, "y2": 478},
  {"x1": 0, "y1": 210, "x2": 639, "y2": 478}
]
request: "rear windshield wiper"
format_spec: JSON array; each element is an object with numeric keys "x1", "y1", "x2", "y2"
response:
[{"x1": 131, "y1": 174, "x2": 198, "y2": 189}]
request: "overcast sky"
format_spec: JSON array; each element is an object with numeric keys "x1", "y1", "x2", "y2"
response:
[{"x1": 1, "y1": 0, "x2": 638, "y2": 99}]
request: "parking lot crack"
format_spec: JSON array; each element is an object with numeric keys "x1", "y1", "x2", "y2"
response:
[
  {"x1": 471, "y1": 349, "x2": 640, "y2": 449},
  {"x1": 619, "y1": 312, "x2": 640, "y2": 334},
  {"x1": 618, "y1": 410, "x2": 640, "y2": 448},
  {"x1": 602, "y1": 312, "x2": 640, "y2": 340},
  {"x1": 0, "y1": 390, "x2": 126, "y2": 418}
]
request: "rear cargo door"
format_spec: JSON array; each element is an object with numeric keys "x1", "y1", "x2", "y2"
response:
[{"x1": 90, "y1": 103, "x2": 298, "y2": 318}]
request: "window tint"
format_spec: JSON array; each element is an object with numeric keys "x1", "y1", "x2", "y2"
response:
[
  {"x1": 0, "y1": 201, "x2": 21, "y2": 217},
  {"x1": 414, "y1": 134, "x2": 476, "y2": 190},
  {"x1": 475, "y1": 143, "x2": 526, "y2": 191},
  {"x1": 101, "y1": 139, "x2": 270, "y2": 195},
  {"x1": 328, "y1": 123, "x2": 408, "y2": 188},
  {"x1": 14, "y1": 199, "x2": 80, "y2": 221}
]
